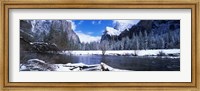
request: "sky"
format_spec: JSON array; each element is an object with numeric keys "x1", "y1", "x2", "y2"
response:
[{"x1": 71, "y1": 20, "x2": 140, "y2": 43}]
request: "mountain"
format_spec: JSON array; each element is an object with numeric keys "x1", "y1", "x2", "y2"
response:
[
  {"x1": 101, "y1": 20, "x2": 180, "y2": 41},
  {"x1": 100, "y1": 20, "x2": 180, "y2": 50},
  {"x1": 51, "y1": 20, "x2": 80, "y2": 44},
  {"x1": 100, "y1": 27, "x2": 119, "y2": 42},
  {"x1": 20, "y1": 20, "x2": 80, "y2": 51},
  {"x1": 113, "y1": 20, "x2": 140, "y2": 32}
]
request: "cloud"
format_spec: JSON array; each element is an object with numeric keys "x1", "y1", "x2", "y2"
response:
[
  {"x1": 113, "y1": 20, "x2": 140, "y2": 25},
  {"x1": 92, "y1": 20, "x2": 102, "y2": 25},
  {"x1": 75, "y1": 31, "x2": 101, "y2": 43},
  {"x1": 78, "y1": 20, "x2": 84, "y2": 25},
  {"x1": 98, "y1": 20, "x2": 102, "y2": 24},
  {"x1": 113, "y1": 20, "x2": 140, "y2": 32},
  {"x1": 66, "y1": 20, "x2": 76, "y2": 30},
  {"x1": 87, "y1": 32, "x2": 93, "y2": 35},
  {"x1": 92, "y1": 21, "x2": 95, "y2": 24}
]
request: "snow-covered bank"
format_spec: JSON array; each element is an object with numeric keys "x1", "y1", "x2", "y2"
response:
[
  {"x1": 55, "y1": 62, "x2": 128, "y2": 71},
  {"x1": 20, "y1": 59, "x2": 128, "y2": 71},
  {"x1": 61, "y1": 49, "x2": 180, "y2": 57}
]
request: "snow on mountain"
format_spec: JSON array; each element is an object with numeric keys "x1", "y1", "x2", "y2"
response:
[
  {"x1": 113, "y1": 20, "x2": 140, "y2": 32},
  {"x1": 102, "y1": 20, "x2": 140, "y2": 36},
  {"x1": 31, "y1": 20, "x2": 52, "y2": 34},
  {"x1": 29, "y1": 20, "x2": 76, "y2": 34},
  {"x1": 105, "y1": 26, "x2": 121, "y2": 36}
]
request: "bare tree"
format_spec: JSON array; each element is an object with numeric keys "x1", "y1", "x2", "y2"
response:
[{"x1": 100, "y1": 40, "x2": 109, "y2": 55}]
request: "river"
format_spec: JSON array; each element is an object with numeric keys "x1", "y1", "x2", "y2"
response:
[{"x1": 20, "y1": 52, "x2": 180, "y2": 71}]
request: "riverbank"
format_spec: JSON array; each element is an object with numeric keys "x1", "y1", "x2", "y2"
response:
[{"x1": 61, "y1": 49, "x2": 180, "y2": 57}]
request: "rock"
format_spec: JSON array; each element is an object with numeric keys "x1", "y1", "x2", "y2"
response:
[
  {"x1": 27, "y1": 59, "x2": 46, "y2": 64},
  {"x1": 101, "y1": 62, "x2": 110, "y2": 71},
  {"x1": 20, "y1": 65, "x2": 27, "y2": 70},
  {"x1": 30, "y1": 42, "x2": 59, "y2": 52},
  {"x1": 20, "y1": 20, "x2": 33, "y2": 33},
  {"x1": 51, "y1": 20, "x2": 80, "y2": 44},
  {"x1": 20, "y1": 59, "x2": 56, "y2": 71},
  {"x1": 20, "y1": 20, "x2": 81, "y2": 51}
]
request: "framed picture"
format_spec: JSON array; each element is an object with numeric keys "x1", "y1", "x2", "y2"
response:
[{"x1": 1, "y1": 0, "x2": 199, "y2": 91}]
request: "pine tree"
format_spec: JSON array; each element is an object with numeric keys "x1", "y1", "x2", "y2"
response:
[{"x1": 144, "y1": 30, "x2": 148, "y2": 50}]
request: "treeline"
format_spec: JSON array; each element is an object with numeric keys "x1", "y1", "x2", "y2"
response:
[
  {"x1": 78, "y1": 30, "x2": 180, "y2": 50},
  {"x1": 22, "y1": 29, "x2": 179, "y2": 51},
  {"x1": 31, "y1": 27, "x2": 180, "y2": 51}
]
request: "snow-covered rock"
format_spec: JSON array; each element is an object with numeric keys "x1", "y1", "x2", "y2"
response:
[
  {"x1": 31, "y1": 20, "x2": 52, "y2": 35},
  {"x1": 27, "y1": 59, "x2": 46, "y2": 64},
  {"x1": 20, "y1": 59, "x2": 56, "y2": 71},
  {"x1": 113, "y1": 20, "x2": 140, "y2": 32},
  {"x1": 101, "y1": 20, "x2": 140, "y2": 41},
  {"x1": 105, "y1": 26, "x2": 121, "y2": 36},
  {"x1": 100, "y1": 63, "x2": 130, "y2": 71},
  {"x1": 29, "y1": 42, "x2": 59, "y2": 52}
]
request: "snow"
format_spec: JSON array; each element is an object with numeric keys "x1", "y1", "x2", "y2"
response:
[
  {"x1": 20, "y1": 30, "x2": 34, "y2": 38},
  {"x1": 62, "y1": 49, "x2": 180, "y2": 57},
  {"x1": 20, "y1": 59, "x2": 55, "y2": 71},
  {"x1": 113, "y1": 20, "x2": 140, "y2": 32},
  {"x1": 54, "y1": 64, "x2": 72, "y2": 71},
  {"x1": 20, "y1": 64, "x2": 27, "y2": 70},
  {"x1": 31, "y1": 20, "x2": 36, "y2": 33},
  {"x1": 27, "y1": 59, "x2": 46, "y2": 64},
  {"x1": 100, "y1": 62, "x2": 129, "y2": 71},
  {"x1": 31, "y1": 20, "x2": 52, "y2": 34},
  {"x1": 29, "y1": 42, "x2": 48, "y2": 45},
  {"x1": 105, "y1": 26, "x2": 121, "y2": 36},
  {"x1": 103, "y1": 20, "x2": 140, "y2": 36},
  {"x1": 63, "y1": 63, "x2": 88, "y2": 67}
]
